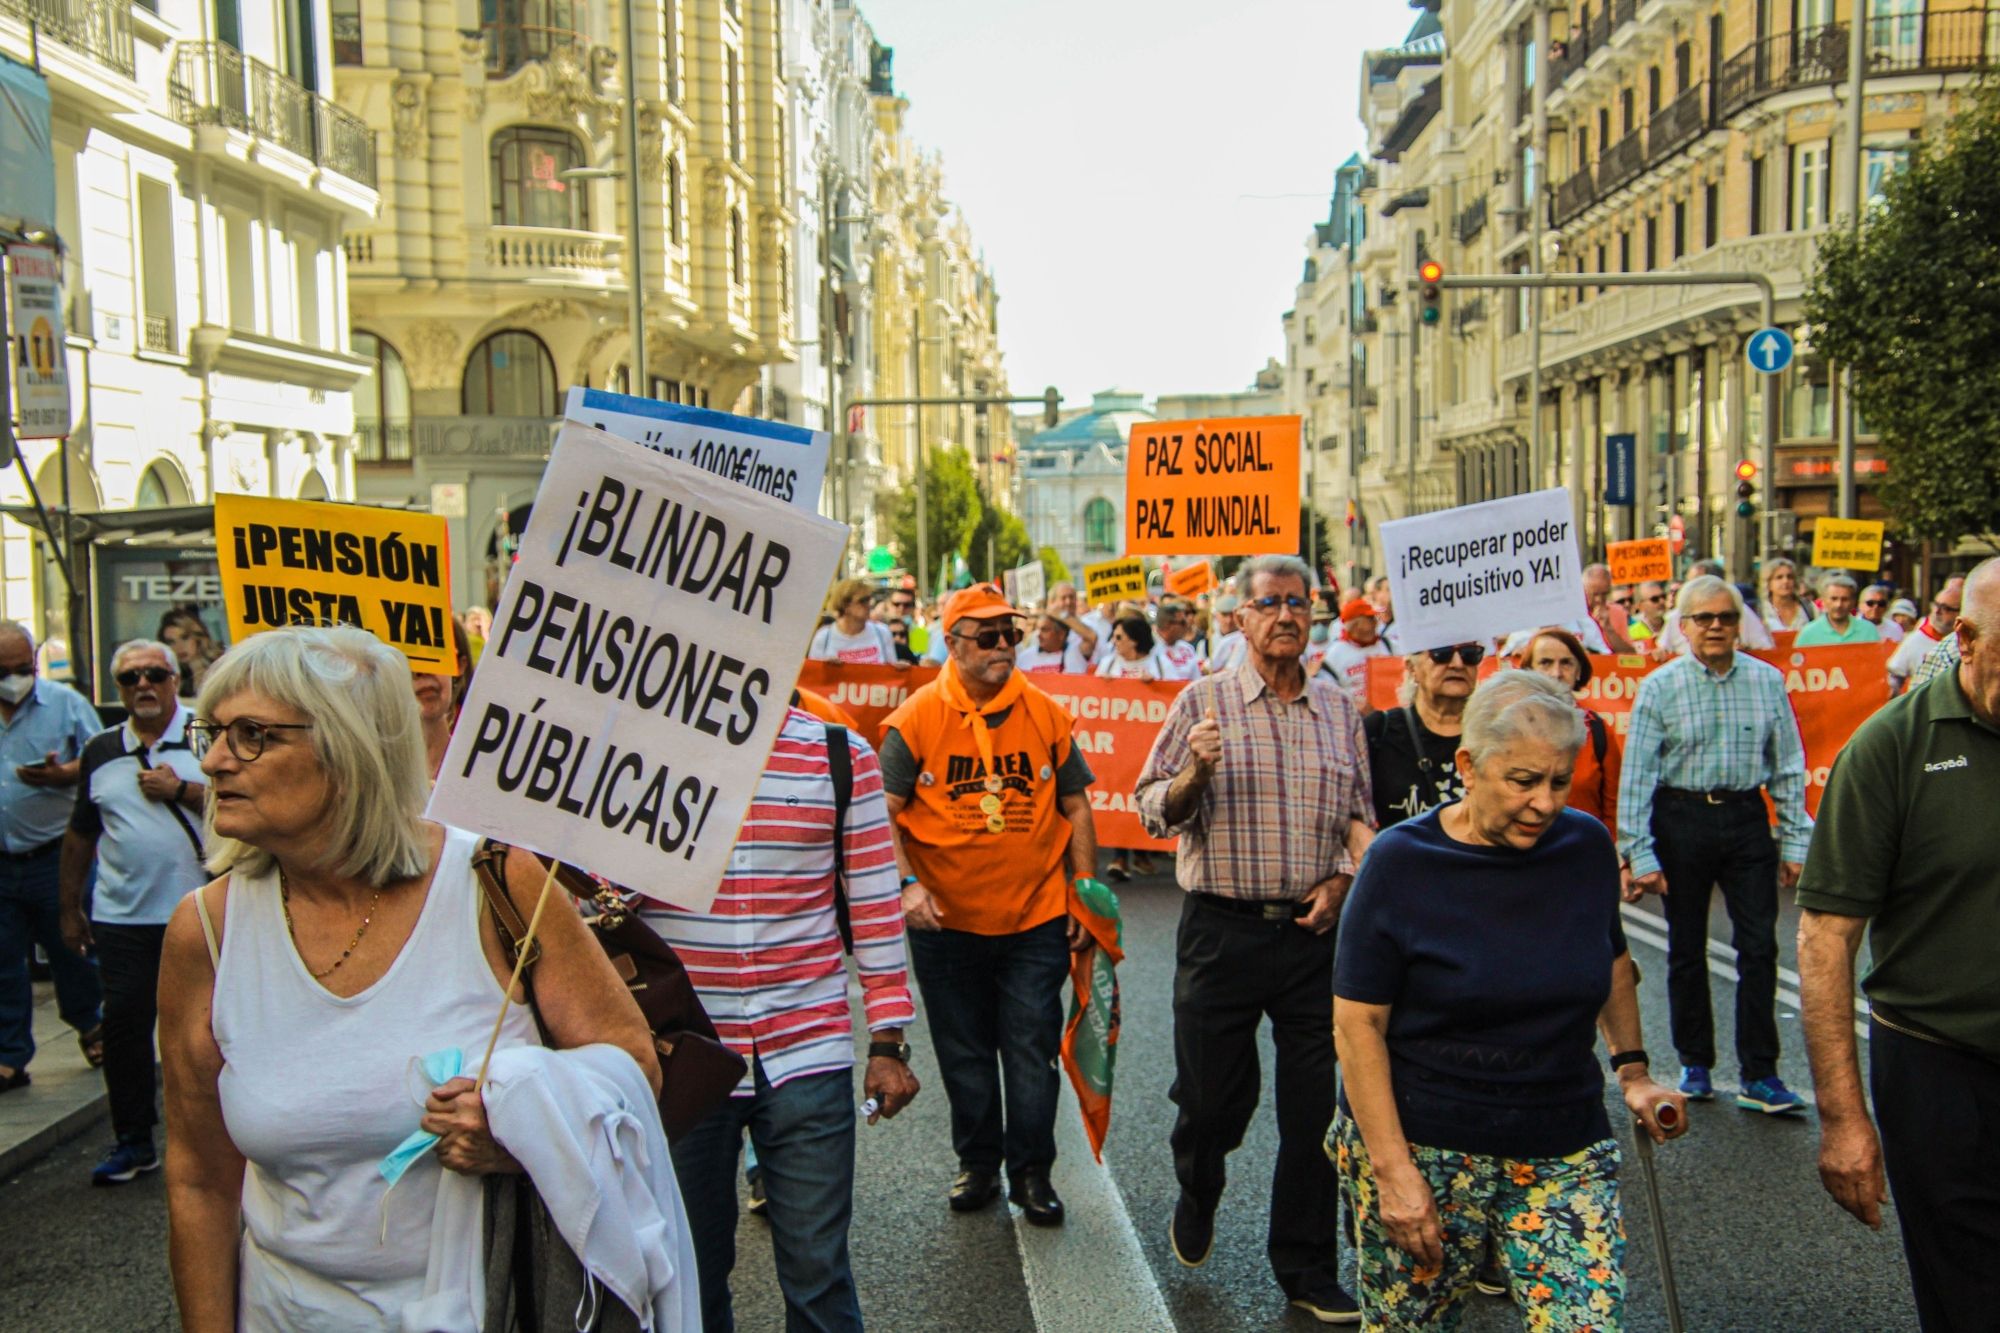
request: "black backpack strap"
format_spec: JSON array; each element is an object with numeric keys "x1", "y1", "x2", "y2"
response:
[
  {"x1": 1587, "y1": 710, "x2": 1609, "y2": 764},
  {"x1": 1402, "y1": 706, "x2": 1432, "y2": 773},
  {"x1": 825, "y1": 723, "x2": 855, "y2": 954}
]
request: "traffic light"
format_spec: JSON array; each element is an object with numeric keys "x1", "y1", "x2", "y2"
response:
[
  {"x1": 1418, "y1": 261, "x2": 1445, "y2": 325},
  {"x1": 1042, "y1": 386, "x2": 1061, "y2": 429},
  {"x1": 1735, "y1": 459, "x2": 1759, "y2": 518}
]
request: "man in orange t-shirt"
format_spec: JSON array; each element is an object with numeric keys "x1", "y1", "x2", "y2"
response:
[{"x1": 880, "y1": 583, "x2": 1097, "y2": 1227}]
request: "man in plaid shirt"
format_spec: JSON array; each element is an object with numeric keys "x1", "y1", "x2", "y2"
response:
[
  {"x1": 1136, "y1": 554, "x2": 1374, "y2": 1325},
  {"x1": 1618, "y1": 574, "x2": 1812, "y2": 1116}
]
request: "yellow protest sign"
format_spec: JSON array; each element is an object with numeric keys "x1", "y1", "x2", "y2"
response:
[
  {"x1": 1164, "y1": 560, "x2": 1216, "y2": 599},
  {"x1": 215, "y1": 495, "x2": 458, "y2": 674},
  {"x1": 1083, "y1": 557, "x2": 1147, "y2": 606},
  {"x1": 1811, "y1": 518, "x2": 1886, "y2": 571},
  {"x1": 1126, "y1": 416, "x2": 1301, "y2": 556},
  {"x1": 1606, "y1": 538, "x2": 1673, "y2": 585}
]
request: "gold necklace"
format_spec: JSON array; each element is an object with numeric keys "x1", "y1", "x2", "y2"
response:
[{"x1": 279, "y1": 867, "x2": 385, "y2": 981}]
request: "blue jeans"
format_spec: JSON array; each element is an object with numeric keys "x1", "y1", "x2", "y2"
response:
[
  {"x1": 0, "y1": 845, "x2": 101, "y2": 1072},
  {"x1": 906, "y1": 914, "x2": 1068, "y2": 1182},
  {"x1": 671, "y1": 1062, "x2": 861, "y2": 1333}
]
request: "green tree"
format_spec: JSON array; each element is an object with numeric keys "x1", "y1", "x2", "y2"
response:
[
  {"x1": 1037, "y1": 545, "x2": 1071, "y2": 585},
  {"x1": 889, "y1": 447, "x2": 983, "y2": 575},
  {"x1": 966, "y1": 484, "x2": 1035, "y2": 583},
  {"x1": 1217, "y1": 506, "x2": 1338, "y2": 581},
  {"x1": 1805, "y1": 83, "x2": 2000, "y2": 550}
]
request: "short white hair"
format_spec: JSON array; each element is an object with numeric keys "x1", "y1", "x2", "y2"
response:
[
  {"x1": 1237, "y1": 555, "x2": 1313, "y2": 597},
  {"x1": 111, "y1": 639, "x2": 178, "y2": 675},
  {"x1": 1462, "y1": 669, "x2": 1586, "y2": 766},
  {"x1": 1676, "y1": 574, "x2": 1746, "y2": 621},
  {"x1": 196, "y1": 625, "x2": 430, "y2": 887}
]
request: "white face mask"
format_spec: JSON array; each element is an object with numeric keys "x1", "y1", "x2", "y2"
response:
[{"x1": 0, "y1": 673, "x2": 33, "y2": 704}]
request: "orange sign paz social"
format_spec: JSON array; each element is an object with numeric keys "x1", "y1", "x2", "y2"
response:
[
  {"x1": 1605, "y1": 538, "x2": 1674, "y2": 585},
  {"x1": 1126, "y1": 416, "x2": 1300, "y2": 557}
]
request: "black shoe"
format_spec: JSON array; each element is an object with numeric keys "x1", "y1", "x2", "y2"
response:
[
  {"x1": 1473, "y1": 1258, "x2": 1508, "y2": 1296},
  {"x1": 1010, "y1": 1170, "x2": 1065, "y2": 1227},
  {"x1": 1169, "y1": 1192, "x2": 1214, "y2": 1267},
  {"x1": 949, "y1": 1169, "x2": 1002, "y2": 1213},
  {"x1": 745, "y1": 1170, "x2": 768, "y2": 1218},
  {"x1": 1289, "y1": 1283, "x2": 1361, "y2": 1324}
]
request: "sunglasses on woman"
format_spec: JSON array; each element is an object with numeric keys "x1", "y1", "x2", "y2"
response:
[
  {"x1": 949, "y1": 624, "x2": 1023, "y2": 651},
  {"x1": 115, "y1": 666, "x2": 176, "y2": 687},
  {"x1": 1425, "y1": 643, "x2": 1486, "y2": 666}
]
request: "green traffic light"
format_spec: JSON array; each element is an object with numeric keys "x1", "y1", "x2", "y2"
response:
[
  {"x1": 1421, "y1": 308, "x2": 1441, "y2": 324},
  {"x1": 1737, "y1": 500, "x2": 1756, "y2": 517}
]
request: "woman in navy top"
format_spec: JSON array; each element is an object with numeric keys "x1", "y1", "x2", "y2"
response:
[{"x1": 1333, "y1": 670, "x2": 1687, "y2": 1330}]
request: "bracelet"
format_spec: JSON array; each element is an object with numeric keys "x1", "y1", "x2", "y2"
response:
[
  {"x1": 1607, "y1": 1049, "x2": 1648, "y2": 1072},
  {"x1": 899, "y1": 874, "x2": 920, "y2": 889}
]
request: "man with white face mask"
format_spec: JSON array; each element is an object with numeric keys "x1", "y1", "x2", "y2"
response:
[{"x1": 0, "y1": 621, "x2": 106, "y2": 1096}]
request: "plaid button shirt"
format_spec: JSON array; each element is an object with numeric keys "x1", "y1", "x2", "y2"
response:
[
  {"x1": 1136, "y1": 665, "x2": 1372, "y2": 901},
  {"x1": 1616, "y1": 650, "x2": 1812, "y2": 878}
]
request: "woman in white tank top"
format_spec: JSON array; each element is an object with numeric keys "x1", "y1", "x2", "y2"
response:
[{"x1": 156, "y1": 626, "x2": 659, "y2": 1332}]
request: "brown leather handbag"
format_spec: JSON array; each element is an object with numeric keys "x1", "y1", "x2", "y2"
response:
[{"x1": 470, "y1": 840, "x2": 748, "y2": 1143}]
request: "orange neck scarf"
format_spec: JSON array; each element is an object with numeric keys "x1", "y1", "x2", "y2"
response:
[{"x1": 938, "y1": 658, "x2": 1028, "y2": 779}]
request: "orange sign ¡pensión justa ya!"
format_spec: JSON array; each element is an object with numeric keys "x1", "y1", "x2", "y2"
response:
[{"x1": 1126, "y1": 416, "x2": 1301, "y2": 557}]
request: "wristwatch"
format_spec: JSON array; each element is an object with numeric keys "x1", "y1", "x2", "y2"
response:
[
  {"x1": 869, "y1": 1040, "x2": 912, "y2": 1064},
  {"x1": 1607, "y1": 1049, "x2": 1648, "y2": 1072}
]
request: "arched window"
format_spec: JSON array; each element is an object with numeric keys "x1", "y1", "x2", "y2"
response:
[
  {"x1": 463, "y1": 330, "x2": 558, "y2": 416},
  {"x1": 298, "y1": 470, "x2": 330, "y2": 500},
  {"x1": 729, "y1": 209, "x2": 745, "y2": 286},
  {"x1": 1083, "y1": 497, "x2": 1116, "y2": 553},
  {"x1": 490, "y1": 127, "x2": 590, "y2": 230},
  {"x1": 352, "y1": 330, "x2": 412, "y2": 460},
  {"x1": 136, "y1": 463, "x2": 185, "y2": 508},
  {"x1": 482, "y1": 0, "x2": 583, "y2": 77}
]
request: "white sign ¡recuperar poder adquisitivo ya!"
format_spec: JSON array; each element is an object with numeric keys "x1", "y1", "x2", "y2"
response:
[
  {"x1": 1380, "y1": 488, "x2": 1584, "y2": 656},
  {"x1": 427, "y1": 421, "x2": 850, "y2": 911},
  {"x1": 564, "y1": 386, "x2": 829, "y2": 511}
]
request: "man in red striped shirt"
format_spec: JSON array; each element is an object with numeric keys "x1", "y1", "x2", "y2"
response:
[{"x1": 646, "y1": 706, "x2": 919, "y2": 1333}]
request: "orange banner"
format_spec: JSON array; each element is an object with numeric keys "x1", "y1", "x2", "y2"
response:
[
  {"x1": 1164, "y1": 560, "x2": 1217, "y2": 599},
  {"x1": 1606, "y1": 538, "x2": 1673, "y2": 584},
  {"x1": 1125, "y1": 416, "x2": 1300, "y2": 556}
]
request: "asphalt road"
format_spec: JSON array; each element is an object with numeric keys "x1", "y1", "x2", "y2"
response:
[{"x1": 0, "y1": 867, "x2": 1916, "y2": 1331}]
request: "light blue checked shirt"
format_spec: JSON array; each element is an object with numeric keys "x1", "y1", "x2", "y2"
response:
[{"x1": 1616, "y1": 650, "x2": 1812, "y2": 879}]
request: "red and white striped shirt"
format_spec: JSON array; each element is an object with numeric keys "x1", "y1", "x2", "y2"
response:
[{"x1": 643, "y1": 708, "x2": 914, "y2": 1093}]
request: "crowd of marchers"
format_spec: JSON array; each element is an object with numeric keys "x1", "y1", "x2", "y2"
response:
[{"x1": 0, "y1": 547, "x2": 1989, "y2": 1331}]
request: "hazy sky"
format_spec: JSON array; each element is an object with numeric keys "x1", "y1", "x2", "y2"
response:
[{"x1": 854, "y1": 0, "x2": 1421, "y2": 408}]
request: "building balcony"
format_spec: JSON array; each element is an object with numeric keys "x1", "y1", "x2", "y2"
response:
[
  {"x1": 170, "y1": 41, "x2": 378, "y2": 190},
  {"x1": 1648, "y1": 84, "x2": 1709, "y2": 165},
  {"x1": 409, "y1": 415, "x2": 562, "y2": 462},
  {"x1": 355, "y1": 420, "x2": 412, "y2": 464},
  {"x1": 1719, "y1": 14, "x2": 1997, "y2": 127},
  {"x1": 1454, "y1": 194, "x2": 1488, "y2": 245},
  {"x1": 1436, "y1": 396, "x2": 1512, "y2": 442},
  {"x1": 483, "y1": 225, "x2": 626, "y2": 285},
  {"x1": 1597, "y1": 129, "x2": 1646, "y2": 195},
  {"x1": 484, "y1": 19, "x2": 584, "y2": 78},
  {"x1": 1552, "y1": 167, "x2": 1597, "y2": 227},
  {"x1": 0, "y1": 0, "x2": 131, "y2": 77}
]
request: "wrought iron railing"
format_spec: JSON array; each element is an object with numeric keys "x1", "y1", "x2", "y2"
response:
[
  {"x1": 1598, "y1": 130, "x2": 1646, "y2": 195},
  {"x1": 1648, "y1": 84, "x2": 1709, "y2": 165},
  {"x1": 483, "y1": 21, "x2": 582, "y2": 77},
  {"x1": 142, "y1": 313, "x2": 174, "y2": 354},
  {"x1": 316, "y1": 97, "x2": 376, "y2": 186},
  {"x1": 171, "y1": 42, "x2": 378, "y2": 189},
  {"x1": 354, "y1": 420, "x2": 413, "y2": 464},
  {"x1": 1455, "y1": 194, "x2": 1488, "y2": 245},
  {"x1": 0, "y1": 0, "x2": 133, "y2": 77}
]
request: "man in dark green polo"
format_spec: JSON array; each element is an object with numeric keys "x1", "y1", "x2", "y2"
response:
[{"x1": 1797, "y1": 555, "x2": 2000, "y2": 1331}]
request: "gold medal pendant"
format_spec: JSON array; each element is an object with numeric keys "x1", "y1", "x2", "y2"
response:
[
  {"x1": 979, "y1": 794, "x2": 1003, "y2": 815},
  {"x1": 984, "y1": 776, "x2": 1005, "y2": 794},
  {"x1": 986, "y1": 814, "x2": 1007, "y2": 834}
]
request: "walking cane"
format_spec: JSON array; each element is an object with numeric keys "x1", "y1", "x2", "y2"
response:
[{"x1": 1631, "y1": 1101, "x2": 1686, "y2": 1333}]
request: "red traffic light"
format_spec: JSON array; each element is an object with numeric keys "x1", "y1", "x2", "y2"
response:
[
  {"x1": 1735, "y1": 459, "x2": 1758, "y2": 481},
  {"x1": 1418, "y1": 260, "x2": 1445, "y2": 283}
]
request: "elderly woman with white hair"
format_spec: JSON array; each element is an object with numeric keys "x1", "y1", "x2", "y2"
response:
[
  {"x1": 1334, "y1": 670, "x2": 1686, "y2": 1330},
  {"x1": 157, "y1": 625, "x2": 659, "y2": 1331}
]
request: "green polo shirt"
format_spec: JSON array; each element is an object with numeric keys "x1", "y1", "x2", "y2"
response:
[
  {"x1": 1796, "y1": 667, "x2": 2000, "y2": 1055},
  {"x1": 1794, "y1": 615, "x2": 1881, "y2": 647}
]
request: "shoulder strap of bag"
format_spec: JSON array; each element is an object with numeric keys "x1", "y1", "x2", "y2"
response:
[
  {"x1": 1402, "y1": 706, "x2": 1432, "y2": 773},
  {"x1": 193, "y1": 882, "x2": 219, "y2": 969},
  {"x1": 470, "y1": 839, "x2": 542, "y2": 979},
  {"x1": 134, "y1": 742, "x2": 207, "y2": 862},
  {"x1": 1588, "y1": 710, "x2": 1609, "y2": 764},
  {"x1": 825, "y1": 723, "x2": 854, "y2": 954}
]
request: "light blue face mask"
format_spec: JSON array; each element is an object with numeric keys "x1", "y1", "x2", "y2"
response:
[
  {"x1": 379, "y1": 1047, "x2": 465, "y2": 1187},
  {"x1": 1309, "y1": 624, "x2": 1331, "y2": 645}
]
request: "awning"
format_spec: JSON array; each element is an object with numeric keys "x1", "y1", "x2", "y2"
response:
[{"x1": 0, "y1": 503, "x2": 216, "y2": 545}]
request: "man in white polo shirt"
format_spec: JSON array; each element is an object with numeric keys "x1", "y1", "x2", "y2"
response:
[
  {"x1": 1155, "y1": 599, "x2": 1206, "y2": 681},
  {"x1": 58, "y1": 640, "x2": 208, "y2": 1185}
]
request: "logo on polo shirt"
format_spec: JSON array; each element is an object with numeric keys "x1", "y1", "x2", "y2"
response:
[{"x1": 1923, "y1": 754, "x2": 1969, "y2": 774}]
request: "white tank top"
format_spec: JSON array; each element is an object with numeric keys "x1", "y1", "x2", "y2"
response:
[{"x1": 212, "y1": 827, "x2": 541, "y2": 1331}]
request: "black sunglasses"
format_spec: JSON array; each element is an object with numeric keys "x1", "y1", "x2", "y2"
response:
[
  {"x1": 1426, "y1": 643, "x2": 1487, "y2": 666},
  {"x1": 115, "y1": 666, "x2": 176, "y2": 687},
  {"x1": 1687, "y1": 610, "x2": 1742, "y2": 628},
  {"x1": 949, "y1": 624, "x2": 1023, "y2": 651}
]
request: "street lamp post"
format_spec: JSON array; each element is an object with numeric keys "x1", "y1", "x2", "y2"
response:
[
  {"x1": 619, "y1": 0, "x2": 647, "y2": 391},
  {"x1": 1836, "y1": 0, "x2": 1867, "y2": 520}
]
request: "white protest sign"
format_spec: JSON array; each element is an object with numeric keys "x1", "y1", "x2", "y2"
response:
[
  {"x1": 1380, "y1": 488, "x2": 1583, "y2": 656},
  {"x1": 428, "y1": 422, "x2": 849, "y2": 911},
  {"x1": 564, "y1": 387, "x2": 829, "y2": 511},
  {"x1": 1010, "y1": 559, "x2": 1046, "y2": 610}
]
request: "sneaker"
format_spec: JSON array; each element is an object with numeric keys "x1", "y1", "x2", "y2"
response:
[
  {"x1": 1289, "y1": 1284, "x2": 1362, "y2": 1324},
  {"x1": 745, "y1": 1170, "x2": 768, "y2": 1218},
  {"x1": 1678, "y1": 1066, "x2": 1714, "y2": 1101},
  {"x1": 1736, "y1": 1076, "x2": 1808, "y2": 1115},
  {"x1": 1169, "y1": 1192, "x2": 1214, "y2": 1268},
  {"x1": 92, "y1": 1140, "x2": 159, "y2": 1186}
]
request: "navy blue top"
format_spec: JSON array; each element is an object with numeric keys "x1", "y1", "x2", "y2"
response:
[{"x1": 1335, "y1": 807, "x2": 1628, "y2": 1159}]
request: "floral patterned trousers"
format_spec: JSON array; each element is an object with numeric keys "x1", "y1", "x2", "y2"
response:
[{"x1": 1333, "y1": 1115, "x2": 1627, "y2": 1331}]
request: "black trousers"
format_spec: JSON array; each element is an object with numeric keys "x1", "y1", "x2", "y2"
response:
[
  {"x1": 1872, "y1": 1021, "x2": 2000, "y2": 1331},
  {"x1": 93, "y1": 921, "x2": 167, "y2": 1145},
  {"x1": 1651, "y1": 798, "x2": 1781, "y2": 1081},
  {"x1": 1169, "y1": 894, "x2": 1340, "y2": 1297}
]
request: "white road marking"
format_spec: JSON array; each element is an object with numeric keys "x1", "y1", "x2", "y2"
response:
[
  {"x1": 1013, "y1": 1082, "x2": 1175, "y2": 1333},
  {"x1": 1619, "y1": 904, "x2": 1869, "y2": 1047}
]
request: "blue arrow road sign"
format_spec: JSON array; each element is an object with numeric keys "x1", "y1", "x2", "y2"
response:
[{"x1": 1748, "y1": 327, "x2": 1795, "y2": 375}]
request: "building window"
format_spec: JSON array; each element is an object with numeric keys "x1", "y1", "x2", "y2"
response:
[
  {"x1": 490, "y1": 127, "x2": 590, "y2": 230},
  {"x1": 1619, "y1": 231, "x2": 1631, "y2": 273},
  {"x1": 663, "y1": 0, "x2": 680, "y2": 103},
  {"x1": 1749, "y1": 156, "x2": 1766, "y2": 235},
  {"x1": 1790, "y1": 141, "x2": 1829, "y2": 231},
  {"x1": 1647, "y1": 66, "x2": 1661, "y2": 116},
  {"x1": 462, "y1": 329, "x2": 558, "y2": 416},
  {"x1": 136, "y1": 177, "x2": 178, "y2": 354},
  {"x1": 1674, "y1": 41, "x2": 1692, "y2": 92},
  {"x1": 331, "y1": 0, "x2": 362, "y2": 64},
  {"x1": 483, "y1": 0, "x2": 583, "y2": 77},
  {"x1": 1083, "y1": 498, "x2": 1116, "y2": 553},
  {"x1": 1703, "y1": 182, "x2": 1719, "y2": 247},
  {"x1": 729, "y1": 209, "x2": 745, "y2": 286},
  {"x1": 1865, "y1": 143, "x2": 1911, "y2": 206},
  {"x1": 353, "y1": 330, "x2": 413, "y2": 460},
  {"x1": 726, "y1": 47, "x2": 743, "y2": 162},
  {"x1": 1644, "y1": 217, "x2": 1658, "y2": 270},
  {"x1": 1575, "y1": 125, "x2": 1589, "y2": 171},
  {"x1": 666, "y1": 157, "x2": 683, "y2": 245},
  {"x1": 1794, "y1": 0, "x2": 1834, "y2": 34},
  {"x1": 1672, "y1": 200, "x2": 1687, "y2": 259},
  {"x1": 136, "y1": 464, "x2": 181, "y2": 508},
  {"x1": 1619, "y1": 86, "x2": 1634, "y2": 135}
]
